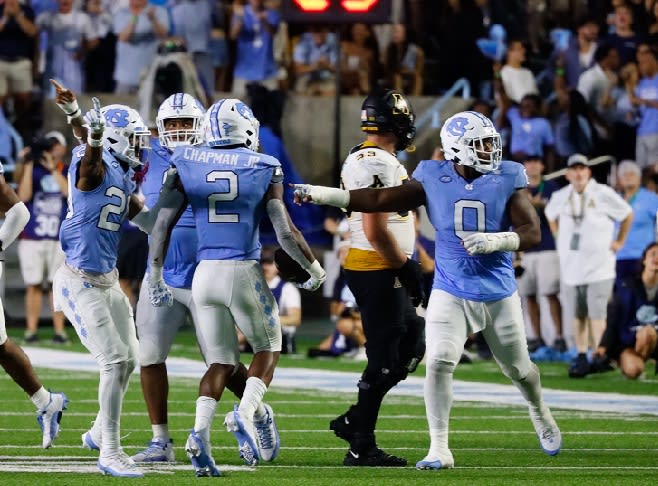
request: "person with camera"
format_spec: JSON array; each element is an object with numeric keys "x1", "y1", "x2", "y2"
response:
[{"x1": 16, "y1": 133, "x2": 68, "y2": 344}]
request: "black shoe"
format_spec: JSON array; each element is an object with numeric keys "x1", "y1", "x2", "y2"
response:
[
  {"x1": 590, "y1": 354, "x2": 614, "y2": 374},
  {"x1": 52, "y1": 334, "x2": 70, "y2": 345},
  {"x1": 527, "y1": 338, "x2": 546, "y2": 353},
  {"x1": 552, "y1": 337, "x2": 567, "y2": 353},
  {"x1": 343, "y1": 447, "x2": 407, "y2": 467},
  {"x1": 568, "y1": 354, "x2": 591, "y2": 378},
  {"x1": 24, "y1": 333, "x2": 39, "y2": 344},
  {"x1": 329, "y1": 411, "x2": 355, "y2": 443}
]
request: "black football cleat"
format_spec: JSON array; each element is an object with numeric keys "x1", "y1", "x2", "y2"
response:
[{"x1": 343, "y1": 447, "x2": 407, "y2": 467}]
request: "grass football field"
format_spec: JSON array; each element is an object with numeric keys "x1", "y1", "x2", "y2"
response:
[{"x1": 0, "y1": 326, "x2": 657, "y2": 485}]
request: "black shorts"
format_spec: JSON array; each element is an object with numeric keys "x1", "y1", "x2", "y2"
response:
[{"x1": 117, "y1": 229, "x2": 148, "y2": 280}]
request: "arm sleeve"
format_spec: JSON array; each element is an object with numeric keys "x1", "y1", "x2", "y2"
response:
[{"x1": 266, "y1": 198, "x2": 315, "y2": 271}]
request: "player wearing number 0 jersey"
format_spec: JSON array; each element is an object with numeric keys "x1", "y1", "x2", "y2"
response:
[
  {"x1": 148, "y1": 98, "x2": 325, "y2": 473},
  {"x1": 52, "y1": 93, "x2": 170, "y2": 477},
  {"x1": 293, "y1": 110, "x2": 562, "y2": 469}
]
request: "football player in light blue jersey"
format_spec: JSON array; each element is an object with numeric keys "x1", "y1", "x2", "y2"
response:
[
  {"x1": 0, "y1": 160, "x2": 68, "y2": 450},
  {"x1": 50, "y1": 80, "x2": 174, "y2": 478},
  {"x1": 293, "y1": 111, "x2": 562, "y2": 469},
  {"x1": 148, "y1": 98, "x2": 325, "y2": 475},
  {"x1": 131, "y1": 93, "x2": 281, "y2": 470}
]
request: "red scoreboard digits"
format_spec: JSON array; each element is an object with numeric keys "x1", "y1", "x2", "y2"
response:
[{"x1": 282, "y1": 0, "x2": 392, "y2": 23}]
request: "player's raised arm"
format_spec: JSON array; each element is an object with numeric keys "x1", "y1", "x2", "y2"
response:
[
  {"x1": 293, "y1": 178, "x2": 426, "y2": 213},
  {"x1": 266, "y1": 178, "x2": 326, "y2": 291},
  {"x1": 77, "y1": 97, "x2": 105, "y2": 190},
  {"x1": 50, "y1": 79, "x2": 88, "y2": 142}
]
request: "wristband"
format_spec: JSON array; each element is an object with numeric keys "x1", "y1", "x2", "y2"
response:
[
  {"x1": 58, "y1": 99, "x2": 80, "y2": 117},
  {"x1": 494, "y1": 71, "x2": 502, "y2": 79},
  {"x1": 306, "y1": 260, "x2": 325, "y2": 279},
  {"x1": 306, "y1": 186, "x2": 350, "y2": 208},
  {"x1": 87, "y1": 135, "x2": 103, "y2": 148}
]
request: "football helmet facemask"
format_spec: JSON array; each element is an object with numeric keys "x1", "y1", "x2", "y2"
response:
[
  {"x1": 360, "y1": 89, "x2": 416, "y2": 152},
  {"x1": 203, "y1": 98, "x2": 260, "y2": 151},
  {"x1": 156, "y1": 93, "x2": 205, "y2": 148},
  {"x1": 440, "y1": 111, "x2": 502, "y2": 173}
]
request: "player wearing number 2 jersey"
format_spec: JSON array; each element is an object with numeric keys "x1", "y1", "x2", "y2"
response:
[
  {"x1": 51, "y1": 91, "x2": 172, "y2": 477},
  {"x1": 148, "y1": 98, "x2": 325, "y2": 474},
  {"x1": 293, "y1": 110, "x2": 562, "y2": 469}
]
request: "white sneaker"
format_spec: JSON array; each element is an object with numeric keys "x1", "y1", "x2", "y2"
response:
[
  {"x1": 81, "y1": 430, "x2": 100, "y2": 451},
  {"x1": 131, "y1": 437, "x2": 175, "y2": 463},
  {"x1": 530, "y1": 405, "x2": 562, "y2": 456},
  {"x1": 224, "y1": 405, "x2": 260, "y2": 466},
  {"x1": 351, "y1": 347, "x2": 368, "y2": 361},
  {"x1": 416, "y1": 449, "x2": 455, "y2": 470},
  {"x1": 254, "y1": 403, "x2": 280, "y2": 462},
  {"x1": 98, "y1": 450, "x2": 143, "y2": 477},
  {"x1": 37, "y1": 392, "x2": 68, "y2": 449}
]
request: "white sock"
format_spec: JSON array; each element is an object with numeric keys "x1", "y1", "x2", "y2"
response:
[
  {"x1": 30, "y1": 387, "x2": 51, "y2": 411},
  {"x1": 194, "y1": 396, "x2": 217, "y2": 445},
  {"x1": 254, "y1": 402, "x2": 267, "y2": 420},
  {"x1": 238, "y1": 377, "x2": 267, "y2": 420},
  {"x1": 424, "y1": 365, "x2": 453, "y2": 456},
  {"x1": 90, "y1": 410, "x2": 103, "y2": 441},
  {"x1": 152, "y1": 424, "x2": 170, "y2": 442},
  {"x1": 513, "y1": 363, "x2": 544, "y2": 411},
  {"x1": 99, "y1": 363, "x2": 126, "y2": 458}
]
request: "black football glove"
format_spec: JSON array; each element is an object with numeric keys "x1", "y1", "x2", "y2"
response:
[{"x1": 397, "y1": 258, "x2": 425, "y2": 307}]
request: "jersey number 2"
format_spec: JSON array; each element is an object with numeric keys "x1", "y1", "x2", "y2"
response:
[{"x1": 207, "y1": 170, "x2": 239, "y2": 223}]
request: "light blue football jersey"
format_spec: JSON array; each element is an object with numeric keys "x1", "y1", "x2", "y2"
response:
[
  {"x1": 141, "y1": 138, "x2": 197, "y2": 288},
  {"x1": 412, "y1": 159, "x2": 528, "y2": 302},
  {"x1": 171, "y1": 145, "x2": 282, "y2": 261},
  {"x1": 59, "y1": 145, "x2": 136, "y2": 274}
]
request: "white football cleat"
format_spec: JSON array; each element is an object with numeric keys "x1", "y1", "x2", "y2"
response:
[
  {"x1": 530, "y1": 405, "x2": 562, "y2": 456},
  {"x1": 416, "y1": 449, "x2": 455, "y2": 470},
  {"x1": 81, "y1": 430, "x2": 100, "y2": 451},
  {"x1": 254, "y1": 403, "x2": 280, "y2": 462},
  {"x1": 185, "y1": 430, "x2": 221, "y2": 477},
  {"x1": 98, "y1": 450, "x2": 143, "y2": 477},
  {"x1": 131, "y1": 437, "x2": 175, "y2": 463},
  {"x1": 37, "y1": 391, "x2": 68, "y2": 449},
  {"x1": 224, "y1": 405, "x2": 260, "y2": 466}
]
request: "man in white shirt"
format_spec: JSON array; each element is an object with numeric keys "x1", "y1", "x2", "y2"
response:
[
  {"x1": 498, "y1": 40, "x2": 539, "y2": 104},
  {"x1": 545, "y1": 154, "x2": 633, "y2": 378},
  {"x1": 577, "y1": 43, "x2": 621, "y2": 127}
]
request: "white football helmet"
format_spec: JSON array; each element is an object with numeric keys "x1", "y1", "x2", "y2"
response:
[
  {"x1": 203, "y1": 98, "x2": 260, "y2": 151},
  {"x1": 156, "y1": 93, "x2": 205, "y2": 148},
  {"x1": 440, "y1": 111, "x2": 502, "y2": 173},
  {"x1": 100, "y1": 104, "x2": 149, "y2": 168}
]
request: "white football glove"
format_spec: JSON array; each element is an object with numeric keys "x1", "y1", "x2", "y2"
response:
[
  {"x1": 148, "y1": 271, "x2": 173, "y2": 307},
  {"x1": 295, "y1": 260, "x2": 326, "y2": 291},
  {"x1": 292, "y1": 184, "x2": 350, "y2": 208},
  {"x1": 462, "y1": 232, "x2": 520, "y2": 255},
  {"x1": 84, "y1": 97, "x2": 104, "y2": 136}
]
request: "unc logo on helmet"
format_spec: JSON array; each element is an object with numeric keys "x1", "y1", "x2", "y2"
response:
[
  {"x1": 104, "y1": 109, "x2": 130, "y2": 128},
  {"x1": 203, "y1": 98, "x2": 260, "y2": 151},
  {"x1": 440, "y1": 111, "x2": 502, "y2": 173}
]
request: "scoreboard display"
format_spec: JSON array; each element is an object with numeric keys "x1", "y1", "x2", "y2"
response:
[{"x1": 280, "y1": 0, "x2": 392, "y2": 24}]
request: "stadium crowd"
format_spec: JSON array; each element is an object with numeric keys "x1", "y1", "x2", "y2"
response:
[{"x1": 0, "y1": 0, "x2": 656, "y2": 477}]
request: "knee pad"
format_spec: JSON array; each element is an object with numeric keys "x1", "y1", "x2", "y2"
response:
[
  {"x1": 426, "y1": 339, "x2": 461, "y2": 375},
  {"x1": 500, "y1": 355, "x2": 532, "y2": 382},
  {"x1": 358, "y1": 366, "x2": 400, "y2": 395},
  {"x1": 138, "y1": 339, "x2": 167, "y2": 367}
]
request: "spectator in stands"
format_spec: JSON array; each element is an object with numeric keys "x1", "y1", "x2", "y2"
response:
[
  {"x1": 170, "y1": 0, "x2": 214, "y2": 94},
  {"x1": 577, "y1": 43, "x2": 621, "y2": 136},
  {"x1": 0, "y1": 0, "x2": 37, "y2": 140},
  {"x1": 37, "y1": 0, "x2": 99, "y2": 95},
  {"x1": 496, "y1": 39, "x2": 539, "y2": 104},
  {"x1": 83, "y1": 0, "x2": 116, "y2": 93},
  {"x1": 596, "y1": 241, "x2": 658, "y2": 379},
  {"x1": 209, "y1": 0, "x2": 229, "y2": 92},
  {"x1": 615, "y1": 160, "x2": 658, "y2": 285},
  {"x1": 292, "y1": 25, "x2": 338, "y2": 96},
  {"x1": 605, "y1": 3, "x2": 644, "y2": 67},
  {"x1": 16, "y1": 133, "x2": 68, "y2": 344},
  {"x1": 628, "y1": 44, "x2": 658, "y2": 169},
  {"x1": 113, "y1": 0, "x2": 170, "y2": 95},
  {"x1": 518, "y1": 155, "x2": 565, "y2": 353},
  {"x1": 552, "y1": 88, "x2": 596, "y2": 167},
  {"x1": 230, "y1": 0, "x2": 280, "y2": 96},
  {"x1": 556, "y1": 16, "x2": 599, "y2": 90},
  {"x1": 495, "y1": 88, "x2": 556, "y2": 171},
  {"x1": 340, "y1": 23, "x2": 378, "y2": 95},
  {"x1": 545, "y1": 153, "x2": 633, "y2": 378},
  {"x1": 384, "y1": 23, "x2": 424, "y2": 96},
  {"x1": 649, "y1": 0, "x2": 658, "y2": 47},
  {"x1": 260, "y1": 249, "x2": 301, "y2": 354}
]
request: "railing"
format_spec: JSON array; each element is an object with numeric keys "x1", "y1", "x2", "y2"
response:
[
  {"x1": 544, "y1": 154, "x2": 618, "y2": 187},
  {"x1": 399, "y1": 78, "x2": 471, "y2": 161}
]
